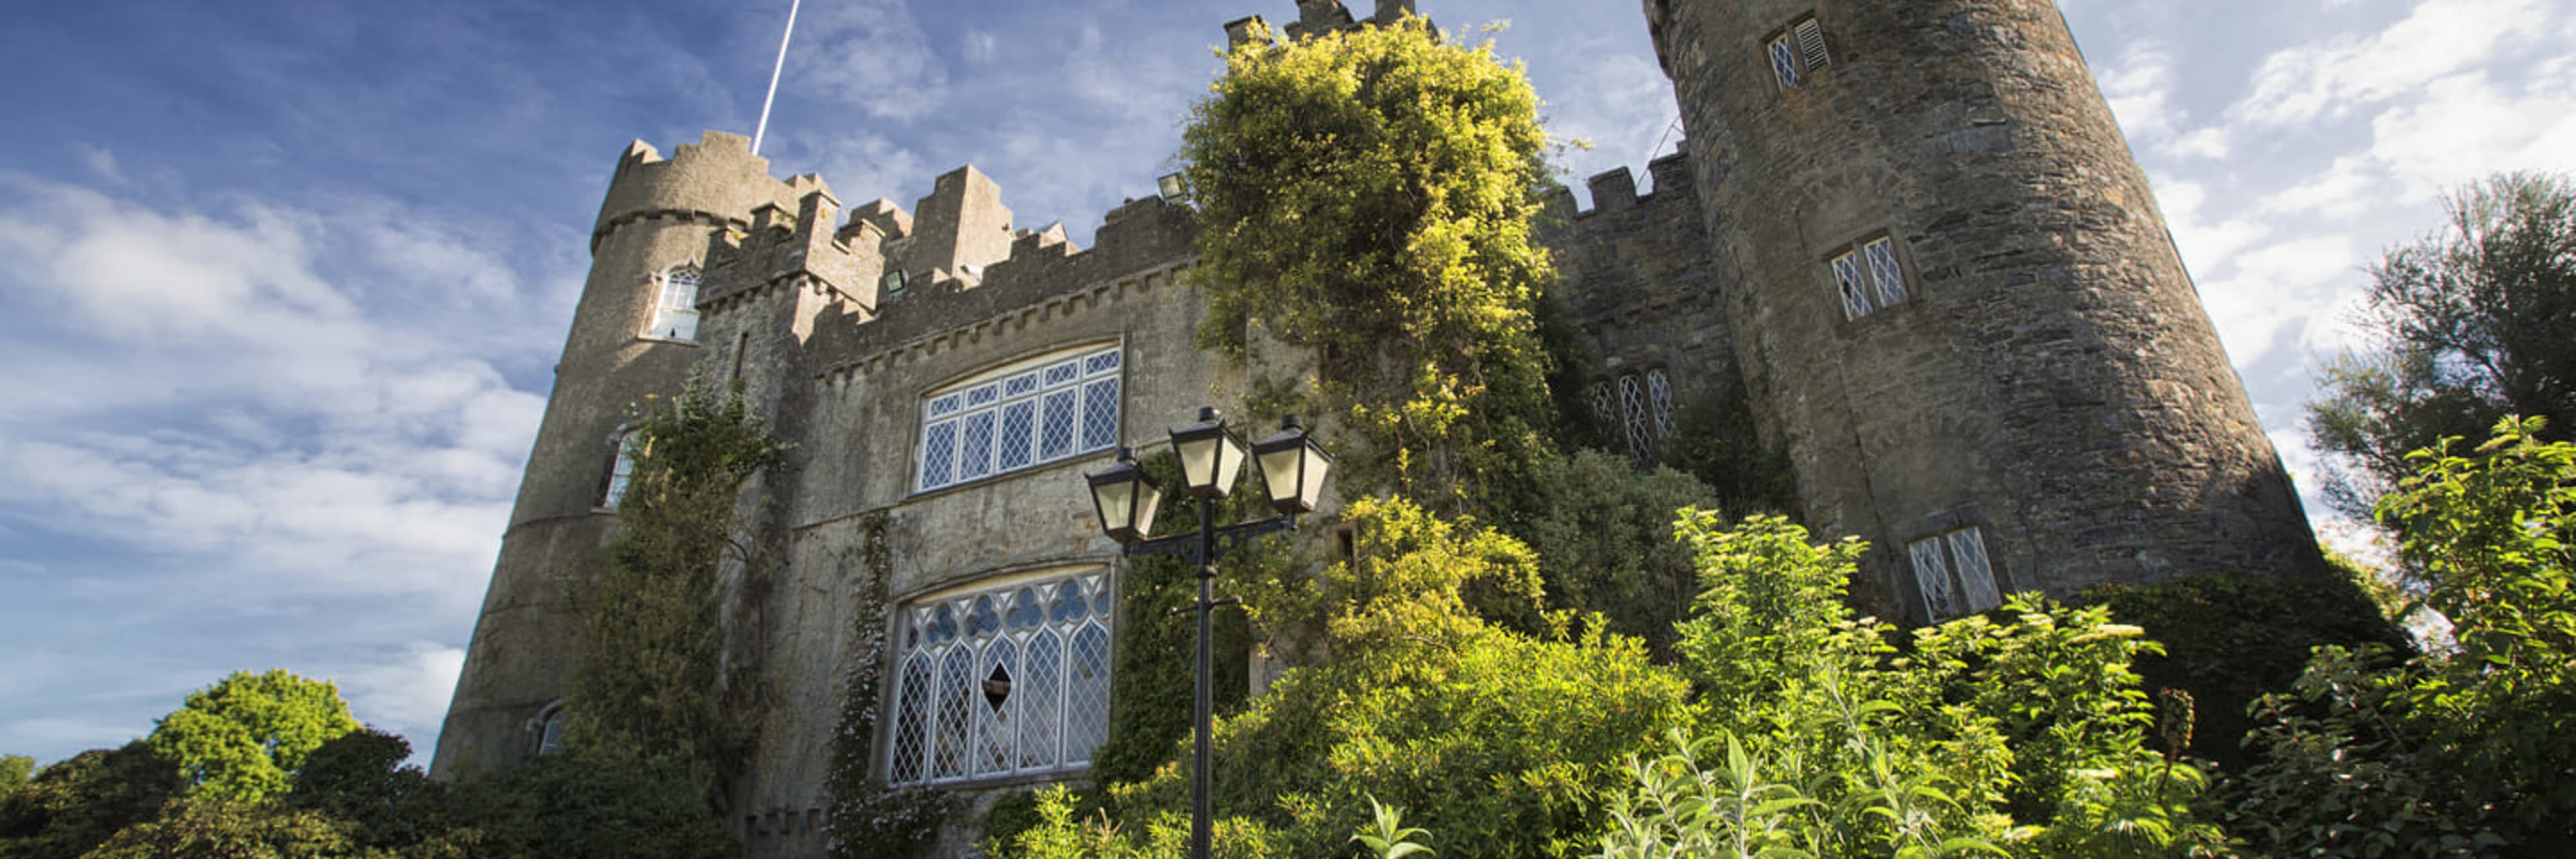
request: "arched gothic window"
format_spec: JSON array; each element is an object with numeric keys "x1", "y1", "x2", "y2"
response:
[
  {"x1": 647, "y1": 267, "x2": 701, "y2": 342},
  {"x1": 1646, "y1": 369, "x2": 1676, "y2": 439},
  {"x1": 529, "y1": 701, "x2": 568, "y2": 757},
  {"x1": 885, "y1": 569, "x2": 1114, "y2": 786}
]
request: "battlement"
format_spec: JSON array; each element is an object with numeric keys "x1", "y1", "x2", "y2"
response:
[
  {"x1": 1229, "y1": 0, "x2": 1421, "y2": 46},
  {"x1": 1541, "y1": 150, "x2": 1697, "y2": 222},
  {"x1": 594, "y1": 131, "x2": 811, "y2": 253}
]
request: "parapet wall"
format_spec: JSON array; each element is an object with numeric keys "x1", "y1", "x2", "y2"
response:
[{"x1": 1539, "y1": 152, "x2": 1735, "y2": 413}]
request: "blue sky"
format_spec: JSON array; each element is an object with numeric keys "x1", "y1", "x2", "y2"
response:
[{"x1": 1, "y1": 0, "x2": 2569, "y2": 767}]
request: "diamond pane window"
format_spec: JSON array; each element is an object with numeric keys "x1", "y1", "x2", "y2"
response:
[
  {"x1": 1079, "y1": 378, "x2": 1120, "y2": 452},
  {"x1": 1831, "y1": 252, "x2": 1874, "y2": 319},
  {"x1": 1864, "y1": 238, "x2": 1909, "y2": 306},
  {"x1": 888, "y1": 568, "x2": 1114, "y2": 786},
  {"x1": 1589, "y1": 382, "x2": 1618, "y2": 431},
  {"x1": 1619, "y1": 374, "x2": 1654, "y2": 462},
  {"x1": 1912, "y1": 525, "x2": 2004, "y2": 621},
  {"x1": 1768, "y1": 36, "x2": 1803, "y2": 89},
  {"x1": 1647, "y1": 370, "x2": 1676, "y2": 438},
  {"x1": 647, "y1": 268, "x2": 700, "y2": 342},
  {"x1": 1907, "y1": 537, "x2": 1960, "y2": 621},
  {"x1": 916, "y1": 344, "x2": 1122, "y2": 492}
]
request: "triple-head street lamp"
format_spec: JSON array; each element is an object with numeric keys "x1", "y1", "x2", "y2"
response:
[{"x1": 1083, "y1": 407, "x2": 1331, "y2": 859}]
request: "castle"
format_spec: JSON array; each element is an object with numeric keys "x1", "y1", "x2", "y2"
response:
[{"x1": 431, "y1": 0, "x2": 2322, "y2": 854}]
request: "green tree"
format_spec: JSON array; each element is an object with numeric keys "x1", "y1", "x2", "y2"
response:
[
  {"x1": 80, "y1": 797, "x2": 356, "y2": 859},
  {"x1": 0, "y1": 742, "x2": 183, "y2": 859},
  {"x1": 144, "y1": 669, "x2": 361, "y2": 803},
  {"x1": 1181, "y1": 15, "x2": 1560, "y2": 512},
  {"x1": 2308, "y1": 172, "x2": 2576, "y2": 517},
  {"x1": 0, "y1": 755, "x2": 30, "y2": 794}
]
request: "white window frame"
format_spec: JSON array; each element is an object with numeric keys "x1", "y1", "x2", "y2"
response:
[
  {"x1": 600, "y1": 428, "x2": 639, "y2": 510},
  {"x1": 647, "y1": 266, "x2": 702, "y2": 342},
  {"x1": 1909, "y1": 525, "x2": 2003, "y2": 621},
  {"x1": 883, "y1": 568, "x2": 1114, "y2": 786},
  {"x1": 915, "y1": 344, "x2": 1122, "y2": 493},
  {"x1": 1829, "y1": 235, "x2": 1912, "y2": 320}
]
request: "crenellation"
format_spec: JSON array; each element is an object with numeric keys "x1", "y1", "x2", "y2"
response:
[{"x1": 443, "y1": 4, "x2": 2332, "y2": 854}]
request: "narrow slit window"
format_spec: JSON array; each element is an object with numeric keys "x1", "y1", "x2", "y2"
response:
[{"x1": 600, "y1": 429, "x2": 639, "y2": 509}]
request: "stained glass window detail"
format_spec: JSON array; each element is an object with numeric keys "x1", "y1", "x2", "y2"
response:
[
  {"x1": 916, "y1": 345, "x2": 1122, "y2": 491},
  {"x1": 887, "y1": 569, "x2": 1114, "y2": 785}
]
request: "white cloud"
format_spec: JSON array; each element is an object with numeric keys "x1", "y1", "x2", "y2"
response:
[
  {"x1": 338, "y1": 644, "x2": 467, "y2": 739},
  {"x1": 794, "y1": 0, "x2": 950, "y2": 121},
  {"x1": 2231, "y1": 0, "x2": 2551, "y2": 127},
  {"x1": 2365, "y1": 65, "x2": 2576, "y2": 200}
]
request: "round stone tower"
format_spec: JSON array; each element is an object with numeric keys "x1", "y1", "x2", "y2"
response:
[
  {"x1": 431, "y1": 131, "x2": 786, "y2": 777},
  {"x1": 1643, "y1": 0, "x2": 2323, "y2": 620}
]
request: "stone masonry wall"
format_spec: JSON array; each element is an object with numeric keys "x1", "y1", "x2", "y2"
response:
[{"x1": 1646, "y1": 0, "x2": 2322, "y2": 619}]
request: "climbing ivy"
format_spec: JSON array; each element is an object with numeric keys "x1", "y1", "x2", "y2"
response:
[
  {"x1": 566, "y1": 376, "x2": 780, "y2": 805},
  {"x1": 1181, "y1": 15, "x2": 1561, "y2": 514},
  {"x1": 821, "y1": 511, "x2": 949, "y2": 858}
]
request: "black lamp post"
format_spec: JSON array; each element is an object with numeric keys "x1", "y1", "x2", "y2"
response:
[{"x1": 1083, "y1": 407, "x2": 1331, "y2": 859}]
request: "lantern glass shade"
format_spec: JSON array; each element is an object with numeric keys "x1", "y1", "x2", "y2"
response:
[
  {"x1": 1169, "y1": 407, "x2": 1246, "y2": 498},
  {"x1": 1252, "y1": 415, "x2": 1333, "y2": 515},
  {"x1": 1086, "y1": 451, "x2": 1160, "y2": 544}
]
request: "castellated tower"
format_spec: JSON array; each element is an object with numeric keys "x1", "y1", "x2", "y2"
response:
[
  {"x1": 1642, "y1": 0, "x2": 2324, "y2": 619},
  {"x1": 431, "y1": 132, "x2": 817, "y2": 778}
]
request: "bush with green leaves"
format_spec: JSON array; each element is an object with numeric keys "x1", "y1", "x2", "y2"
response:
[
  {"x1": 2229, "y1": 417, "x2": 2576, "y2": 856},
  {"x1": 1593, "y1": 513, "x2": 2225, "y2": 858},
  {"x1": 0, "y1": 741, "x2": 182, "y2": 859}
]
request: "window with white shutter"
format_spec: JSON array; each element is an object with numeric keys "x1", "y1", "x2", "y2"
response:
[{"x1": 1766, "y1": 15, "x2": 1831, "y2": 90}]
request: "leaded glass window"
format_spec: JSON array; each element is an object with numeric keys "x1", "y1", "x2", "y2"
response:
[
  {"x1": 1911, "y1": 525, "x2": 2004, "y2": 621},
  {"x1": 1619, "y1": 375, "x2": 1654, "y2": 462},
  {"x1": 917, "y1": 344, "x2": 1122, "y2": 492},
  {"x1": 1767, "y1": 35, "x2": 1803, "y2": 89},
  {"x1": 1589, "y1": 382, "x2": 1618, "y2": 432},
  {"x1": 885, "y1": 570, "x2": 1114, "y2": 786},
  {"x1": 1646, "y1": 370, "x2": 1676, "y2": 438},
  {"x1": 600, "y1": 429, "x2": 639, "y2": 509},
  {"x1": 648, "y1": 268, "x2": 700, "y2": 342},
  {"x1": 1831, "y1": 237, "x2": 1912, "y2": 319},
  {"x1": 1863, "y1": 238, "x2": 1909, "y2": 307}
]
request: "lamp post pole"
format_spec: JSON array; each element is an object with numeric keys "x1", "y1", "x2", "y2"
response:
[
  {"x1": 1191, "y1": 497, "x2": 1218, "y2": 858},
  {"x1": 1085, "y1": 408, "x2": 1332, "y2": 859}
]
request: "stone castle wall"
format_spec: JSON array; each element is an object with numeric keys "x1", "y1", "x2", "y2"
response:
[{"x1": 437, "y1": 1, "x2": 2328, "y2": 854}]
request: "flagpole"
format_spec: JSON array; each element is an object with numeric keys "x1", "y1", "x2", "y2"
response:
[{"x1": 751, "y1": 0, "x2": 802, "y2": 157}]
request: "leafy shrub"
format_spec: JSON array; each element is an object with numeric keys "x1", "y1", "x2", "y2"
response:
[
  {"x1": 1593, "y1": 513, "x2": 2225, "y2": 857},
  {"x1": 146, "y1": 669, "x2": 362, "y2": 803},
  {"x1": 2229, "y1": 417, "x2": 2576, "y2": 855},
  {"x1": 0, "y1": 741, "x2": 182, "y2": 859},
  {"x1": 1508, "y1": 448, "x2": 1719, "y2": 657},
  {"x1": 2091, "y1": 568, "x2": 2409, "y2": 772}
]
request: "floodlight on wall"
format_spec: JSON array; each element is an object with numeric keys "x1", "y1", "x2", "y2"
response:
[{"x1": 1158, "y1": 172, "x2": 1187, "y2": 200}]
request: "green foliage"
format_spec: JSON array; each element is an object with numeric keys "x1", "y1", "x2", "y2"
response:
[
  {"x1": 2307, "y1": 172, "x2": 2576, "y2": 517},
  {"x1": 1508, "y1": 449, "x2": 1717, "y2": 657},
  {"x1": 284, "y1": 729, "x2": 476, "y2": 856},
  {"x1": 461, "y1": 750, "x2": 735, "y2": 859},
  {"x1": 1087, "y1": 451, "x2": 1255, "y2": 789},
  {"x1": 1593, "y1": 513, "x2": 2225, "y2": 858},
  {"x1": 823, "y1": 513, "x2": 948, "y2": 858},
  {"x1": 1182, "y1": 15, "x2": 1560, "y2": 511},
  {"x1": 0, "y1": 757, "x2": 28, "y2": 795},
  {"x1": 1352, "y1": 795, "x2": 1434, "y2": 858},
  {"x1": 2089, "y1": 569, "x2": 2409, "y2": 772},
  {"x1": 2233, "y1": 417, "x2": 2576, "y2": 854},
  {"x1": 80, "y1": 797, "x2": 356, "y2": 859},
  {"x1": 0, "y1": 742, "x2": 182, "y2": 859},
  {"x1": 1007, "y1": 786, "x2": 1275, "y2": 859},
  {"x1": 1092, "y1": 502, "x2": 1689, "y2": 858},
  {"x1": 144, "y1": 669, "x2": 362, "y2": 803},
  {"x1": 1655, "y1": 374, "x2": 1794, "y2": 517},
  {"x1": 570, "y1": 378, "x2": 782, "y2": 803}
]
